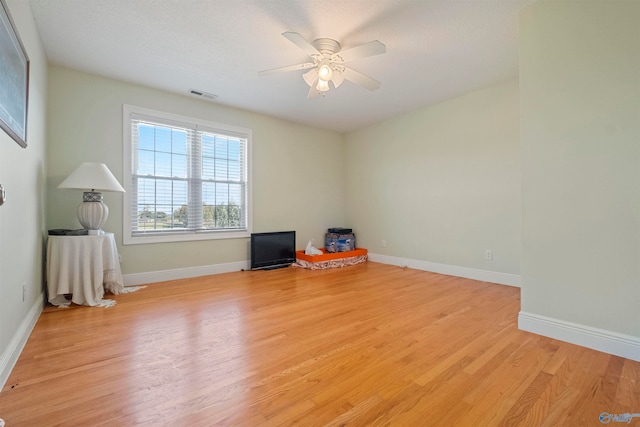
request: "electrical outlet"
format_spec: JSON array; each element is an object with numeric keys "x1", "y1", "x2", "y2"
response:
[
  {"x1": 485, "y1": 249, "x2": 493, "y2": 260},
  {"x1": 381, "y1": 239, "x2": 387, "y2": 248}
]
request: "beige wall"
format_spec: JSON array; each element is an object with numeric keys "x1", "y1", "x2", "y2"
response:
[
  {"x1": 345, "y1": 80, "x2": 521, "y2": 275},
  {"x1": 46, "y1": 66, "x2": 345, "y2": 274},
  {"x1": 520, "y1": 0, "x2": 640, "y2": 336},
  {"x1": 0, "y1": 0, "x2": 48, "y2": 383}
]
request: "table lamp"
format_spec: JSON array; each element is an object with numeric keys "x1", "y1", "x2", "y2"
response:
[{"x1": 58, "y1": 162, "x2": 125, "y2": 235}]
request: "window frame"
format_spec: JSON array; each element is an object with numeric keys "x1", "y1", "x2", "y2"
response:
[{"x1": 122, "y1": 104, "x2": 252, "y2": 245}]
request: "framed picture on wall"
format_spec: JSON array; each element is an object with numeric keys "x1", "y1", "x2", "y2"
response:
[{"x1": 0, "y1": 0, "x2": 29, "y2": 148}]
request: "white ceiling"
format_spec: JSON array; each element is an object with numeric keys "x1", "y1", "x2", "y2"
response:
[{"x1": 28, "y1": 0, "x2": 535, "y2": 133}]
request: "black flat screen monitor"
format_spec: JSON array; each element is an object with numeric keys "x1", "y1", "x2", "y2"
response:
[{"x1": 250, "y1": 231, "x2": 296, "y2": 270}]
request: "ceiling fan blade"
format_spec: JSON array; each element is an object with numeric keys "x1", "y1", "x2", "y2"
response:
[
  {"x1": 258, "y1": 62, "x2": 315, "y2": 76},
  {"x1": 331, "y1": 69, "x2": 345, "y2": 88},
  {"x1": 302, "y1": 68, "x2": 319, "y2": 86},
  {"x1": 342, "y1": 66, "x2": 381, "y2": 91},
  {"x1": 307, "y1": 79, "x2": 322, "y2": 99},
  {"x1": 282, "y1": 31, "x2": 321, "y2": 57},
  {"x1": 332, "y1": 40, "x2": 386, "y2": 63}
]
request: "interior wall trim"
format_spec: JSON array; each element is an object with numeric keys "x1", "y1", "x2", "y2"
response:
[
  {"x1": 122, "y1": 260, "x2": 250, "y2": 286},
  {"x1": 519, "y1": 311, "x2": 640, "y2": 362},
  {"x1": 367, "y1": 253, "x2": 521, "y2": 287},
  {"x1": 0, "y1": 293, "x2": 44, "y2": 391}
]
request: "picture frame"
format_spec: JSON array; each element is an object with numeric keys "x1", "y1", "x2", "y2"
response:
[{"x1": 0, "y1": 0, "x2": 29, "y2": 148}]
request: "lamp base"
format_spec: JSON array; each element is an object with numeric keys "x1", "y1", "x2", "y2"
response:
[
  {"x1": 77, "y1": 195, "x2": 109, "y2": 231},
  {"x1": 82, "y1": 191, "x2": 103, "y2": 202}
]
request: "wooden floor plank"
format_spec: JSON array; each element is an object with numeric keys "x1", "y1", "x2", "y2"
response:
[{"x1": 0, "y1": 262, "x2": 638, "y2": 426}]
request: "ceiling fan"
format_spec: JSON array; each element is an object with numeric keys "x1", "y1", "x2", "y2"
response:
[{"x1": 259, "y1": 32, "x2": 386, "y2": 99}]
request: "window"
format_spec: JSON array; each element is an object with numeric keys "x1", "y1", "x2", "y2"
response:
[{"x1": 123, "y1": 105, "x2": 252, "y2": 244}]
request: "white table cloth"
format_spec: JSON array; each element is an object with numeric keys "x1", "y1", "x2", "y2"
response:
[{"x1": 47, "y1": 233, "x2": 124, "y2": 307}]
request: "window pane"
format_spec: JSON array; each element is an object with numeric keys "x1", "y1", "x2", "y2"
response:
[
  {"x1": 170, "y1": 171, "x2": 188, "y2": 229},
  {"x1": 215, "y1": 137, "x2": 228, "y2": 159},
  {"x1": 137, "y1": 180, "x2": 188, "y2": 230},
  {"x1": 215, "y1": 204, "x2": 228, "y2": 228},
  {"x1": 228, "y1": 139, "x2": 241, "y2": 161},
  {"x1": 138, "y1": 205, "x2": 155, "y2": 230},
  {"x1": 215, "y1": 186, "x2": 230, "y2": 227},
  {"x1": 202, "y1": 134, "x2": 215, "y2": 157},
  {"x1": 155, "y1": 205, "x2": 172, "y2": 229},
  {"x1": 156, "y1": 180, "x2": 172, "y2": 205},
  {"x1": 173, "y1": 180, "x2": 188, "y2": 206},
  {"x1": 155, "y1": 152, "x2": 172, "y2": 176},
  {"x1": 214, "y1": 158, "x2": 228, "y2": 180},
  {"x1": 155, "y1": 126, "x2": 172, "y2": 153},
  {"x1": 172, "y1": 129, "x2": 187, "y2": 155},
  {"x1": 138, "y1": 124, "x2": 155, "y2": 151},
  {"x1": 202, "y1": 204, "x2": 214, "y2": 228},
  {"x1": 229, "y1": 184, "x2": 242, "y2": 205},
  {"x1": 172, "y1": 153, "x2": 188, "y2": 178},
  {"x1": 215, "y1": 183, "x2": 229, "y2": 205},
  {"x1": 228, "y1": 160, "x2": 240, "y2": 181},
  {"x1": 138, "y1": 150, "x2": 155, "y2": 176},
  {"x1": 202, "y1": 156, "x2": 215, "y2": 180},
  {"x1": 137, "y1": 178, "x2": 156, "y2": 205},
  {"x1": 202, "y1": 182, "x2": 215, "y2": 205},
  {"x1": 172, "y1": 204, "x2": 188, "y2": 228},
  {"x1": 228, "y1": 201, "x2": 241, "y2": 227}
]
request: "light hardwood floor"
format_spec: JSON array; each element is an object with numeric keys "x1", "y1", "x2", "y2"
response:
[{"x1": 0, "y1": 262, "x2": 638, "y2": 426}]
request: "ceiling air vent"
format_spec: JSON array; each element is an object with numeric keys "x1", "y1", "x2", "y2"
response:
[{"x1": 189, "y1": 89, "x2": 218, "y2": 101}]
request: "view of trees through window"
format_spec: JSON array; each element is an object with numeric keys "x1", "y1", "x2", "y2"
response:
[{"x1": 137, "y1": 202, "x2": 242, "y2": 230}]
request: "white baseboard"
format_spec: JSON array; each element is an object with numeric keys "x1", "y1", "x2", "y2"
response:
[
  {"x1": 368, "y1": 253, "x2": 521, "y2": 287},
  {"x1": 0, "y1": 292, "x2": 44, "y2": 391},
  {"x1": 123, "y1": 260, "x2": 250, "y2": 286},
  {"x1": 519, "y1": 311, "x2": 640, "y2": 362}
]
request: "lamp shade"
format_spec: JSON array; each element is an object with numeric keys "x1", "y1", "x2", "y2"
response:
[{"x1": 58, "y1": 162, "x2": 125, "y2": 192}]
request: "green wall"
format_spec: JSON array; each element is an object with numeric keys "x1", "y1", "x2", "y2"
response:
[
  {"x1": 520, "y1": 0, "x2": 640, "y2": 337},
  {"x1": 0, "y1": 0, "x2": 48, "y2": 387},
  {"x1": 345, "y1": 80, "x2": 521, "y2": 276}
]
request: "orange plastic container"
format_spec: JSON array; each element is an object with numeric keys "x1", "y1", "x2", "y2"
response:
[{"x1": 296, "y1": 248, "x2": 368, "y2": 263}]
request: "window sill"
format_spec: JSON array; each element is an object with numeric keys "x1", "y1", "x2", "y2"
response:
[{"x1": 123, "y1": 229, "x2": 250, "y2": 245}]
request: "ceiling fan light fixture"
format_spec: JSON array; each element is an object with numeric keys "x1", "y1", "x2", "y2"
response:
[
  {"x1": 318, "y1": 63, "x2": 333, "y2": 81},
  {"x1": 316, "y1": 79, "x2": 330, "y2": 92}
]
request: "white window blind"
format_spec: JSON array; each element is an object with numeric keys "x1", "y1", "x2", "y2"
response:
[{"x1": 123, "y1": 105, "x2": 251, "y2": 244}]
